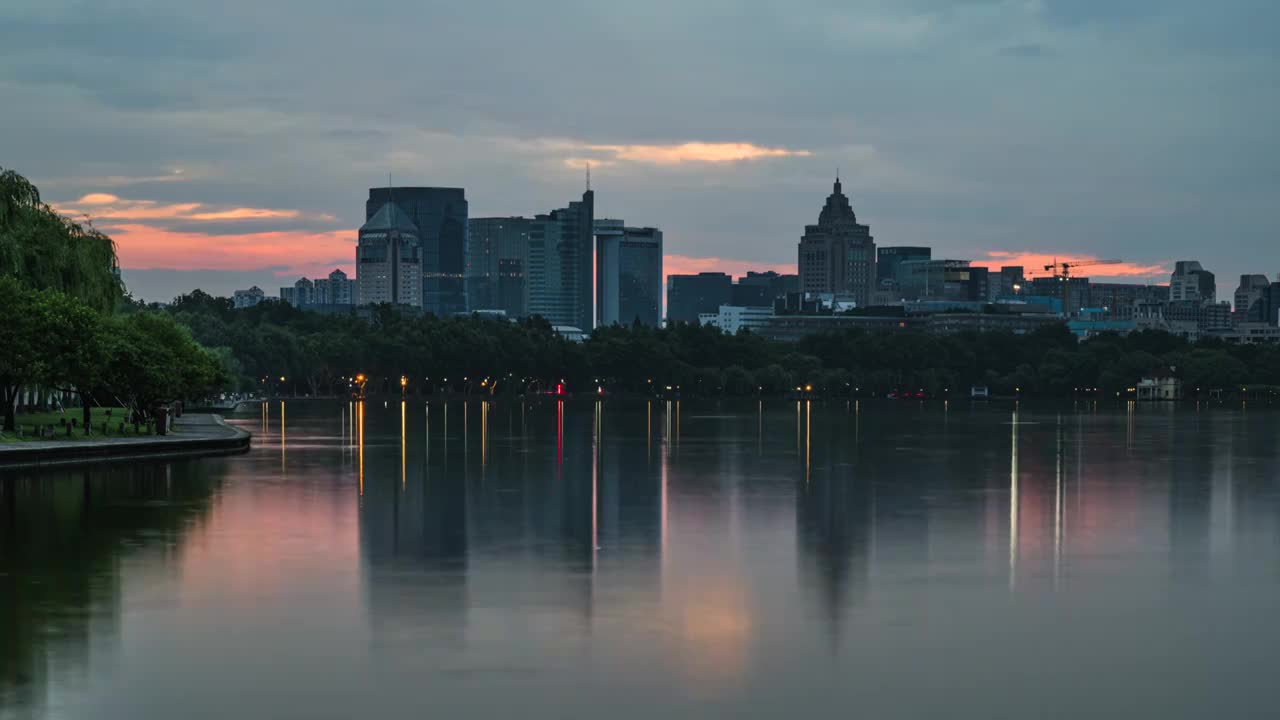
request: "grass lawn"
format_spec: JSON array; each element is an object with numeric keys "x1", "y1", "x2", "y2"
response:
[{"x1": 1, "y1": 406, "x2": 146, "y2": 442}]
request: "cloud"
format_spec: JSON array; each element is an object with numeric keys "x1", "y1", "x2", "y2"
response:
[
  {"x1": 971, "y1": 252, "x2": 1169, "y2": 281},
  {"x1": 54, "y1": 194, "x2": 331, "y2": 224},
  {"x1": 106, "y1": 223, "x2": 354, "y2": 278},
  {"x1": 589, "y1": 142, "x2": 812, "y2": 166}
]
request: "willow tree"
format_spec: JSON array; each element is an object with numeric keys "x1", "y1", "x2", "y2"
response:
[
  {"x1": 1, "y1": 168, "x2": 123, "y2": 424},
  {"x1": 0, "y1": 167, "x2": 122, "y2": 313}
]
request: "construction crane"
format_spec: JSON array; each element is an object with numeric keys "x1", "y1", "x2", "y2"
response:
[{"x1": 1042, "y1": 259, "x2": 1122, "y2": 316}]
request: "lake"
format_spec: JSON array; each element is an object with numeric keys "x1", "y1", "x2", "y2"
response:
[{"x1": 3, "y1": 399, "x2": 1278, "y2": 719}]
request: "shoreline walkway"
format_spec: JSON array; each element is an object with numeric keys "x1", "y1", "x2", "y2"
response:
[{"x1": 0, "y1": 413, "x2": 251, "y2": 469}]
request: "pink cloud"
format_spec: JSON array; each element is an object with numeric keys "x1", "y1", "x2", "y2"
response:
[
  {"x1": 586, "y1": 141, "x2": 811, "y2": 166},
  {"x1": 971, "y1": 252, "x2": 1169, "y2": 281},
  {"x1": 108, "y1": 223, "x2": 355, "y2": 277},
  {"x1": 54, "y1": 193, "x2": 326, "y2": 224}
]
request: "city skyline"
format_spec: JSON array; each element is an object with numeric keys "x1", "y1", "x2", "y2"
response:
[{"x1": 7, "y1": 1, "x2": 1274, "y2": 302}]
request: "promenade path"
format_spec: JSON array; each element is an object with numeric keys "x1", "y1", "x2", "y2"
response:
[{"x1": 0, "y1": 413, "x2": 250, "y2": 469}]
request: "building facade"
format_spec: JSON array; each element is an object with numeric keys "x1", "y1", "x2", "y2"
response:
[
  {"x1": 366, "y1": 187, "x2": 468, "y2": 315},
  {"x1": 527, "y1": 190, "x2": 595, "y2": 330},
  {"x1": 877, "y1": 246, "x2": 931, "y2": 283},
  {"x1": 1233, "y1": 274, "x2": 1272, "y2": 322},
  {"x1": 732, "y1": 271, "x2": 799, "y2": 307},
  {"x1": 468, "y1": 217, "x2": 531, "y2": 317},
  {"x1": 595, "y1": 219, "x2": 662, "y2": 327},
  {"x1": 797, "y1": 178, "x2": 876, "y2": 306},
  {"x1": 312, "y1": 269, "x2": 355, "y2": 305},
  {"x1": 280, "y1": 277, "x2": 314, "y2": 306},
  {"x1": 698, "y1": 305, "x2": 774, "y2": 335},
  {"x1": 666, "y1": 272, "x2": 733, "y2": 325},
  {"x1": 1169, "y1": 261, "x2": 1216, "y2": 303},
  {"x1": 357, "y1": 202, "x2": 423, "y2": 307}
]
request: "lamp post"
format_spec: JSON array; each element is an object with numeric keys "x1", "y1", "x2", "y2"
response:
[
  {"x1": 355, "y1": 373, "x2": 367, "y2": 400},
  {"x1": 400, "y1": 375, "x2": 407, "y2": 399}
]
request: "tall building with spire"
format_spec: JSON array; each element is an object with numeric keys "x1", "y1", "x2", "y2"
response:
[
  {"x1": 527, "y1": 189, "x2": 594, "y2": 330},
  {"x1": 797, "y1": 178, "x2": 876, "y2": 306},
  {"x1": 357, "y1": 201, "x2": 422, "y2": 307}
]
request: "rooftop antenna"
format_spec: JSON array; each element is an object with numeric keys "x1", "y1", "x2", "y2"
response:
[{"x1": 586, "y1": 161, "x2": 591, "y2": 192}]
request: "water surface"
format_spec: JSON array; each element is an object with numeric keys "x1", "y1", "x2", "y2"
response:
[{"x1": 3, "y1": 399, "x2": 1278, "y2": 719}]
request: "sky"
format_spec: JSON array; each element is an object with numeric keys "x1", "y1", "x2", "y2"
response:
[{"x1": 2, "y1": 0, "x2": 1276, "y2": 302}]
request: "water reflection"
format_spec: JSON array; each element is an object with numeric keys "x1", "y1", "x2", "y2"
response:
[
  {"x1": 0, "y1": 465, "x2": 221, "y2": 715},
  {"x1": 4, "y1": 400, "x2": 1280, "y2": 718}
]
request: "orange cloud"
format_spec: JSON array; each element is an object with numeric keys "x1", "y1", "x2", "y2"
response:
[
  {"x1": 587, "y1": 141, "x2": 811, "y2": 166},
  {"x1": 971, "y1": 252, "x2": 1170, "y2": 281},
  {"x1": 77, "y1": 192, "x2": 122, "y2": 205},
  {"x1": 108, "y1": 223, "x2": 355, "y2": 277},
  {"x1": 55, "y1": 194, "x2": 325, "y2": 224}
]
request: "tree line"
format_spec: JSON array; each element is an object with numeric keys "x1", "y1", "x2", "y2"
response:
[
  {"x1": 163, "y1": 290, "x2": 1280, "y2": 400},
  {"x1": 0, "y1": 168, "x2": 223, "y2": 433}
]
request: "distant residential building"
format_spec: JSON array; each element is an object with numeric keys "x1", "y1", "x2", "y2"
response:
[
  {"x1": 666, "y1": 272, "x2": 733, "y2": 325},
  {"x1": 312, "y1": 269, "x2": 355, "y2": 305},
  {"x1": 1169, "y1": 261, "x2": 1216, "y2": 303},
  {"x1": 698, "y1": 305, "x2": 774, "y2": 335},
  {"x1": 232, "y1": 286, "x2": 265, "y2": 309},
  {"x1": 367, "y1": 187, "x2": 468, "y2": 315},
  {"x1": 798, "y1": 178, "x2": 876, "y2": 306},
  {"x1": 527, "y1": 191, "x2": 595, "y2": 329},
  {"x1": 280, "y1": 277, "x2": 314, "y2": 306},
  {"x1": 595, "y1": 219, "x2": 662, "y2": 327},
  {"x1": 469, "y1": 217, "x2": 532, "y2": 317},
  {"x1": 357, "y1": 202, "x2": 422, "y2": 307},
  {"x1": 1233, "y1": 274, "x2": 1272, "y2": 323},
  {"x1": 877, "y1": 246, "x2": 930, "y2": 283}
]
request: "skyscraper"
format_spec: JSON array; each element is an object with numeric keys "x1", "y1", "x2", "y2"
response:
[
  {"x1": 527, "y1": 190, "x2": 594, "y2": 330},
  {"x1": 357, "y1": 202, "x2": 422, "y2": 307},
  {"x1": 468, "y1": 217, "x2": 532, "y2": 317},
  {"x1": 798, "y1": 178, "x2": 876, "y2": 306},
  {"x1": 366, "y1": 187, "x2": 468, "y2": 315},
  {"x1": 595, "y1": 219, "x2": 662, "y2": 327}
]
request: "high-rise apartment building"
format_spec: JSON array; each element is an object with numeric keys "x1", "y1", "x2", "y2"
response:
[
  {"x1": 280, "y1": 277, "x2": 314, "y2": 306},
  {"x1": 1169, "y1": 261, "x2": 1216, "y2": 303},
  {"x1": 527, "y1": 190, "x2": 594, "y2": 330},
  {"x1": 595, "y1": 219, "x2": 662, "y2": 327},
  {"x1": 357, "y1": 202, "x2": 422, "y2": 307},
  {"x1": 366, "y1": 187, "x2": 468, "y2": 315},
  {"x1": 797, "y1": 178, "x2": 876, "y2": 306},
  {"x1": 468, "y1": 217, "x2": 531, "y2": 317},
  {"x1": 313, "y1": 269, "x2": 355, "y2": 305}
]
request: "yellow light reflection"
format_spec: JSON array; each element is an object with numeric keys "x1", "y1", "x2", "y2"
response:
[
  {"x1": 400, "y1": 400, "x2": 407, "y2": 489},
  {"x1": 280, "y1": 400, "x2": 286, "y2": 467},
  {"x1": 481, "y1": 400, "x2": 489, "y2": 467},
  {"x1": 647, "y1": 400, "x2": 652, "y2": 459},
  {"x1": 805, "y1": 400, "x2": 811, "y2": 485},
  {"x1": 357, "y1": 401, "x2": 365, "y2": 496}
]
